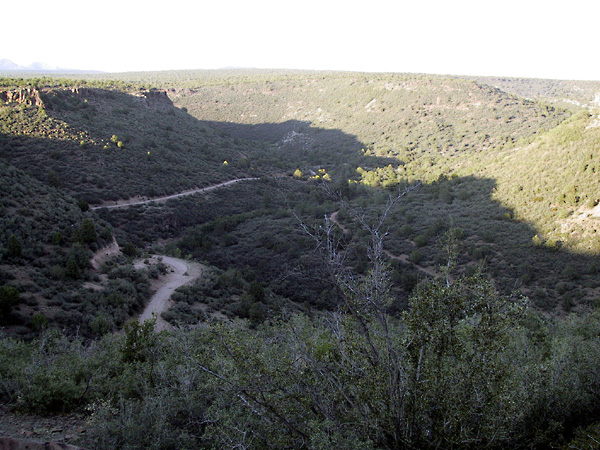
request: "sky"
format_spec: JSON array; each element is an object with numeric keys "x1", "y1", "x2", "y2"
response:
[{"x1": 2, "y1": 0, "x2": 599, "y2": 80}]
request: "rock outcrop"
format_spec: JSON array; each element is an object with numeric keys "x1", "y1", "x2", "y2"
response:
[
  {"x1": 0, "y1": 88, "x2": 45, "y2": 107},
  {"x1": 137, "y1": 88, "x2": 172, "y2": 108}
]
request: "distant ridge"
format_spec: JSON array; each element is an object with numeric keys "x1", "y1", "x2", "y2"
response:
[{"x1": 0, "y1": 58, "x2": 103, "y2": 74}]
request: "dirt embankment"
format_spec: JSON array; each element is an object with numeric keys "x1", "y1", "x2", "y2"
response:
[
  {"x1": 89, "y1": 236, "x2": 120, "y2": 271},
  {"x1": 0, "y1": 405, "x2": 87, "y2": 450}
]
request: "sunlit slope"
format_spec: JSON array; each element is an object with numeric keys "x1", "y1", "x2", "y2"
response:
[
  {"x1": 171, "y1": 73, "x2": 569, "y2": 161},
  {"x1": 472, "y1": 76, "x2": 600, "y2": 109},
  {"x1": 470, "y1": 111, "x2": 600, "y2": 253}
]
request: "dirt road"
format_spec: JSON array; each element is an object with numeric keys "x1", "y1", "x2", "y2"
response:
[
  {"x1": 90, "y1": 245, "x2": 205, "y2": 331},
  {"x1": 329, "y1": 210, "x2": 349, "y2": 234},
  {"x1": 90, "y1": 177, "x2": 259, "y2": 210},
  {"x1": 137, "y1": 256, "x2": 204, "y2": 332}
]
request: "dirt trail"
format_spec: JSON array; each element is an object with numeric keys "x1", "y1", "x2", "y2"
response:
[
  {"x1": 383, "y1": 249, "x2": 439, "y2": 278},
  {"x1": 83, "y1": 237, "x2": 121, "y2": 290},
  {"x1": 85, "y1": 177, "x2": 255, "y2": 329},
  {"x1": 329, "y1": 210, "x2": 439, "y2": 278},
  {"x1": 329, "y1": 210, "x2": 349, "y2": 234},
  {"x1": 137, "y1": 256, "x2": 204, "y2": 332},
  {"x1": 90, "y1": 177, "x2": 259, "y2": 210}
]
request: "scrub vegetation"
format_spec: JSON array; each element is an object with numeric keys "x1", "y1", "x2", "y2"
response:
[{"x1": 1, "y1": 70, "x2": 600, "y2": 449}]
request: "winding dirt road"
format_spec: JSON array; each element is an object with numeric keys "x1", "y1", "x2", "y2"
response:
[
  {"x1": 87, "y1": 177, "x2": 259, "y2": 329},
  {"x1": 90, "y1": 177, "x2": 259, "y2": 210},
  {"x1": 87, "y1": 179, "x2": 253, "y2": 330},
  {"x1": 90, "y1": 242, "x2": 204, "y2": 331},
  {"x1": 137, "y1": 256, "x2": 204, "y2": 332},
  {"x1": 329, "y1": 210, "x2": 349, "y2": 234}
]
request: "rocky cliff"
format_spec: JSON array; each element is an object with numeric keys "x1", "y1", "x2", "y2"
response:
[{"x1": 0, "y1": 88, "x2": 45, "y2": 107}]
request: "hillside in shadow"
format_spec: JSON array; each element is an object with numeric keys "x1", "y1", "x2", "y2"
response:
[
  {"x1": 0, "y1": 159, "x2": 143, "y2": 338},
  {"x1": 379, "y1": 174, "x2": 600, "y2": 312},
  {"x1": 95, "y1": 169, "x2": 600, "y2": 316},
  {"x1": 0, "y1": 88, "x2": 395, "y2": 203},
  {"x1": 0, "y1": 88, "x2": 254, "y2": 203}
]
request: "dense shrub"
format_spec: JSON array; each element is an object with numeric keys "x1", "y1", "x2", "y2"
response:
[{"x1": 0, "y1": 285, "x2": 19, "y2": 322}]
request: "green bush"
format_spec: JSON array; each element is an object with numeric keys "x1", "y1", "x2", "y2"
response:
[
  {"x1": 414, "y1": 234, "x2": 428, "y2": 247},
  {"x1": 409, "y1": 249, "x2": 423, "y2": 264},
  {"x1": 562, "y1": 263, "x2": 579, "y2": 280},
  {"x1": 77, "y1": 218, "x2": 97, "y2": 244},
  {"x1": 29, "y1": 313, "x2": 48, "y2": 331},
  {"x1": 0, "y1": 285, "x2": 19, "y2": 322},
  {"x1": 7, "y1": 331, "x2": 107, "y2": 414},
  {"x1": 398, "y1": 224, "x2": 413, "y2": 237},
  {"x1": 4, "y1": 234, "x2": 22, "y2": 259}
]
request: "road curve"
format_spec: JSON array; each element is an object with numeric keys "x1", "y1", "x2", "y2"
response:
[{"x1": 138, "y1": 256, "x2": 204, "y2": 332}]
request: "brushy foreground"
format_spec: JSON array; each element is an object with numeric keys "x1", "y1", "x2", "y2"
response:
[{"x1": 1, "y1": 269, "x2": 599, "y2": 450}]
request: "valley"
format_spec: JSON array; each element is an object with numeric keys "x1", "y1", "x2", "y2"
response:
[{"x1": 1, "y1": 71, "x2": 600, "y2": 449}]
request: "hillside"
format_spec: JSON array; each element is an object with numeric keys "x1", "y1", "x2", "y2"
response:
[
  {"x1": 0, "y1": 83, "x2": 262, "y2": 204},
  {"x1": 2, "y1": 70, "x2": 600, "y2": 450},
  {"x1": 476, "y1": 111, "x2": 600, "y2": 246},
  {"x1": 160, "y1": 72, "x2": 600, "y2": 311},
  {"x1": 0, "y1": 160, "x2": 114, "y2": 335},
  {"x1": 472, "y1": 76, "x2": 600, "y2": 109},
  {"x1": 170, "y1": 73, "x2": 569, "y2": 165}
]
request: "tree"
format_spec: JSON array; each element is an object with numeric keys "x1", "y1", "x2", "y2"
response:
[
  {"x1": 197, "y1": 183, "x2": 423, "y2": 448},
  {"x1": 121, "y1": 319, "x2": 157, "y2": 363},
  {"x1": 404, "y1": 272, "x2": 527, "y2": 447},
  {"x1": 30, "y1": 313, "x2": 48, "y2": 331},
  {"x1": 77, "y1": 199, "x2": 89, "y2": 212},
  {"x1": 121, "y1": 242, "x2": 137, "y2": 257},
  {"x1": 47, "y1": 169, "x2": 61, "y2": 187},
  {"x1": 77, "y1": 218, "x2": 96, "y2": 244},
  {"x1": 0, "y1": 285, "x2": 19, "y2": 323},
  {"x1": 5, "y1": 234, "x2": 22, "y2": 259},
  {"x1": 247, "y1": 280, "x2": 265, "y2": 303},
  {"x1": 52, "y1": 231, "x2": 63, "y2": 245},
  {"x1": 65, "y1": 256, "x2": 81, "y2": 279},
  {"x1": 68, "y1": 243, "x2": 90, "y2": 270}
]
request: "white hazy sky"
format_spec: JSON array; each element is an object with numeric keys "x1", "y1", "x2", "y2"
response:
[{"x1": 3, "y1": 0, "x2": 599, "y2": 80}]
